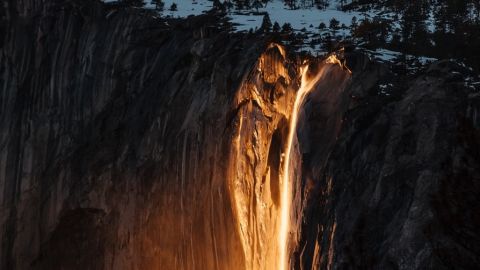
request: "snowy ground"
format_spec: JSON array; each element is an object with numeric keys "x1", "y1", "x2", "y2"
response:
[
  {"x1": 149, "y1": 0, "x2": 213, "y2": 17},
  {"x1": 104, "y1": 0, "x2": 369, "y2": 32},
  {"x1": 228, "y1": 1, "x2": 365, "y2": 33},
  {"x1": 102, "y1": 0, "x2": 444, "y2": 69},
  {"x1": 104, "y1": 0, "x2": 213, "y2": 16}
]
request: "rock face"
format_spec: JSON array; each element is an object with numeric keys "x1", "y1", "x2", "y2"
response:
[
  {"x1": 1, "y1": 1, "x2": 259, "y2": 269},
  {"x1": 296, "y1": 58, "x2": 480, "y2": 269},
  {"x1": 1, "y1": 1, "x2": 480, "y2": 270}
]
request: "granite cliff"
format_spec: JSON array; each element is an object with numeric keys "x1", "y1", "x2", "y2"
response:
[{"x1": 1, "y1": 1, "x2": 479, "y2": 269}]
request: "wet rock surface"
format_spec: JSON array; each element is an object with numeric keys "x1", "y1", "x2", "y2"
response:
[
  {"x1": 1, "y1": 1, "x2": 262, "y2": 269},
  {"x1": 298, "y1": 57, "x2": 480, "y2": 269},
  {"x1": 1, "y1": 1, "x2": 480, "y2": 270}
]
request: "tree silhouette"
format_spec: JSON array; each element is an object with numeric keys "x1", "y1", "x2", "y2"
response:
[
  {"x1": 281, "y1": 23, "x2": 293, "y2": 33},
  {"x1": 260, "y1": 13, "x2": 272, "y2": 32},
  {"x1": 272, "y1": 22, "x2": 280, "y2": 32},
  {"x1": 329, "y1": 17, "x2": 340, "y2": 36},
  {"x1": 121, "y1": 0, "x2": 144, "y2": 7},
  {"x1": 151, "y1": 0, "x2": 164, "y2": 11},
  {"x1": 318, "y1": 22, "x2": 326, "y2": 30},
  {"x1": 252, "y1": 0, "x2": 263, "y2": 12}
]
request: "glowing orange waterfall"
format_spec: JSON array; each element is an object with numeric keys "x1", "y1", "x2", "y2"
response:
[{"x1": 278, "y1": 55, "x2": 348, "y2": 270}]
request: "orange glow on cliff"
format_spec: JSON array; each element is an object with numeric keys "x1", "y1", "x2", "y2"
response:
[{"x1": 278, "y1": 55, "x2": 348, "y2": 270}]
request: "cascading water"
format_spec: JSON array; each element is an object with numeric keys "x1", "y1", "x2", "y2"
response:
[
  {"x1": 6, "y1": 3, "x2": 473, "y2": 269},
  {"x1": 278, "y1": 55, "x2": 350, "y2": 270},
  {"x1": 227, "y1": 43, "x2": 350, "y2": 270}
]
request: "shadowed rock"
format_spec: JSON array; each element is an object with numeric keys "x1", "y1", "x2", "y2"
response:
[{"x1": 1, "y1": 1, "x2": 479, "y2": 270}]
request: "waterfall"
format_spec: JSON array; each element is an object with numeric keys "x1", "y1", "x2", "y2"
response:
[{"x1": 278, "y1": 55, "x2": 350, "y2": 270}]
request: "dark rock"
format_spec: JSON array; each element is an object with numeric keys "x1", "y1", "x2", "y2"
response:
[
  {"x1": 0, "y1": 1, "x2": 264, "y2": 269},
  {"x1": 300, "y1": 60, "x2": 480, "y2": 269},
  {"x1": 1, "y1": 0, "x2": 479, "y2": 269}
]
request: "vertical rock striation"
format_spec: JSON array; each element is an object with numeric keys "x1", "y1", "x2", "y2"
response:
[
  {"x1": 0, "y1": 1, "x2": 269, "y2": 269},
  {"x1": 226, "y1": 43, "x2": 297, "y2": 270},
  {"x1": 1, "y1": 0, "x2": 479, "y2": 270},
  {"x1": 1, "y1": 1, "x2": 326, "y2": 269},
  {"x1": 298, "y1": 57, "x2": 480, "y2": 270}
]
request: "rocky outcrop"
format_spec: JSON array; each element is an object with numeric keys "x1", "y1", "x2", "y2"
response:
[
  {"x1": 0, "y1": 1, "x2": 264, "y2": 269},
  {"x1": 298, "y1": 58, "x2": 480, "y2": 269},
  {"x1": 1, "y1": 0, "x2": 480, "y2": 270}
]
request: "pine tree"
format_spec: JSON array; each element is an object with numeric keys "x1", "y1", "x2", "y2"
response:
[
  {"x1": 151, "y1": 0, "x2": 164, "y2": 11},
  {"x1": 351, "y1": 16, "x2": 358, "y2": 29},
  {"x1": 252, "y1": 0, "x2": 263, "y2": 12},
  {"x1": 272, "y1": 22, "x2": 280, "y2": 32},
  {"x1": 285, "y1": 0, "x2": 297, "y2": 9},
  {"x1": 235, "y1": 0, "x2": 252, "y2": 10},
  {"x1": 213, "y1": 0, "x2": 226, "y2": 12},
  {"x1": 260, "y1": 13, "x2": 272, "y2": 32},
  {"x1": 281, "y1": 23, "x2": 293, "y2": 33},
  {"x1": 224, "y1": 0, "x2": 234, "y2": 10},
  {"x1": 315, "y1": 0, "x2": 329, "y2": 10},
  {"x1": 434, "y1": 2, "x2": 450, "y2": 34},
  {"x1": 318, "y1": 22, "x2": 326, "y2": 30},
  {"x1": 121, "y1": 0, "x2": 144, "y2": 7},
  {"x1": 329, "y1": 17, "x2": 340, "y2": 36},
  {"x1": 401, "y1": 1, "x2": 429, "y2": 52}
]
